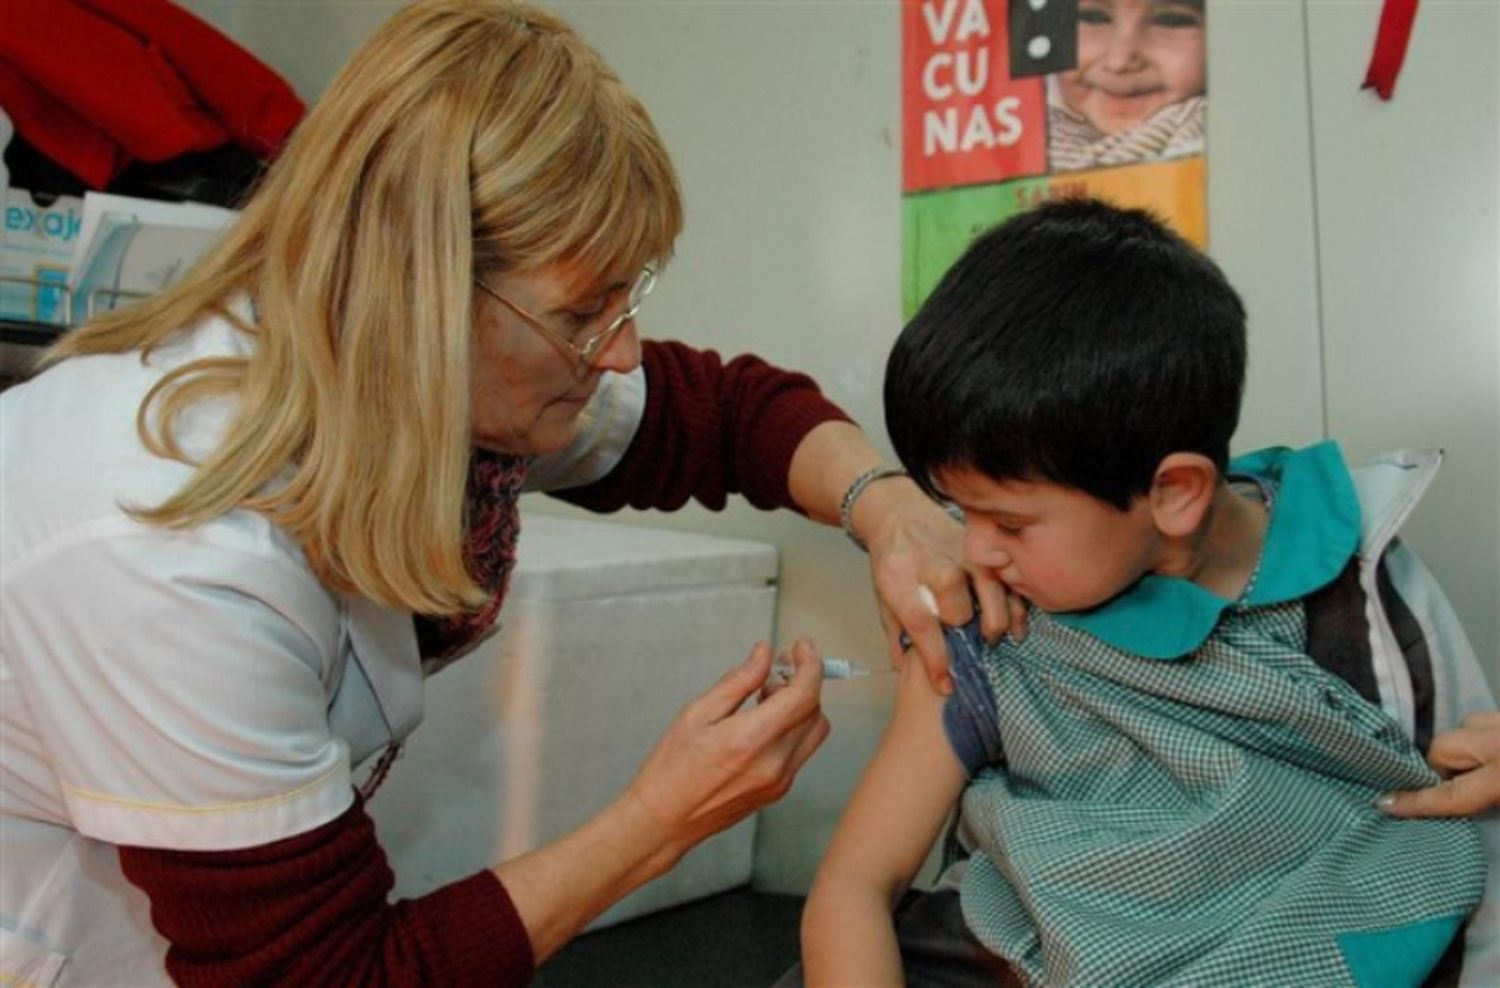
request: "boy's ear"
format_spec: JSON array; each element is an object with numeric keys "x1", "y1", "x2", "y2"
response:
[{"x1": 1148, "y1": 453, "x2": 1219, "y2": 537}]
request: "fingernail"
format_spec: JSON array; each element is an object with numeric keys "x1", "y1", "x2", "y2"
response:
[
  {"x1": 941, "y1": 676, "x2": 955, "y2": 697},
  {"x1": 1375, "y1": 793, "x2": 1398, "y2": 811}
]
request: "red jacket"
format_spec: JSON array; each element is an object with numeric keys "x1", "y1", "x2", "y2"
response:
[{"x1": 0, "y1": 0, "x2": 303, "y2": 187}]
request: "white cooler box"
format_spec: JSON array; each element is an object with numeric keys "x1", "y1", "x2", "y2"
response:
[{"x1": 368, "y1": 512, "x2": 779, "y2": 928}]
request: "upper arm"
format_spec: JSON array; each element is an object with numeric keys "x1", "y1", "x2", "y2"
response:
[{"x1": 814, "y1": 658, "x2": 970, "y2": 903}]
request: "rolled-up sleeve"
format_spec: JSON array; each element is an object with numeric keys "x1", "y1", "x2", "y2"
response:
[{"x1": 941, "y1": 622, "x2": 1005, "y2": 775}]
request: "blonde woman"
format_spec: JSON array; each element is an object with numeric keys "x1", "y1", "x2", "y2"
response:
[{"x1": 0, "y1": 2, "x2": 1015, "y2": 985}]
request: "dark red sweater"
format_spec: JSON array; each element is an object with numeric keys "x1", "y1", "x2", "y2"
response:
[{"x1": 119, "y1": 340, "x2": 849, "y2": 986}]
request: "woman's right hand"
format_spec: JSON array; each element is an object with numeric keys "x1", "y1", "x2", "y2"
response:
[
  {"x1": 622, "y1": 639, "x2": 831, "y2": 867},
  {"x1": 495, "y1": 640, "x2": 828, "y2": 963}
]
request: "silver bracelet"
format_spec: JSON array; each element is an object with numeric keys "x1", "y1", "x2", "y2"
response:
[{"x1": 839, "y1": 465, "x2": 910, "y2": 551}]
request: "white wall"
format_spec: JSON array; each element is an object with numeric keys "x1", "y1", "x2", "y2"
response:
[
  {"x1": 1305, "y1": 0, "x2": 1500, "y2": 672},
  {"x1": 181, "y1": 0, "x2": 1500, "y2": 894}
]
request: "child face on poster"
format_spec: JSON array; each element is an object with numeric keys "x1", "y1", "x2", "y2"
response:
[{"x1": 1056, "y1": 0, "x2": 1206, "y2": 136}]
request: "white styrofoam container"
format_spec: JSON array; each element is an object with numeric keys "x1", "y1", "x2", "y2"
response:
[{"x1": 369, "y1": 512, "x2": 779, "y2": 927}]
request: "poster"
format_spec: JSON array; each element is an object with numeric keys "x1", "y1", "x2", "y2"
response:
[{"x1": 902, "y1": 0, "x2": 1207, "y2": 317}]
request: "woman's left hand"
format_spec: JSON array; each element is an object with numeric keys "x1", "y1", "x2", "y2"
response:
[
  {"x1": 856, "y1": 479, "x2": 1026, "y2": 695},
  {"x1": 784, "y1": 423, "x2": 1026, "y2": 695}
]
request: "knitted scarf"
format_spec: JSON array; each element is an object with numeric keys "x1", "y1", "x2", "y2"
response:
[{"x1": 413, "y1": 449, "x2": 529, "y2": 663}]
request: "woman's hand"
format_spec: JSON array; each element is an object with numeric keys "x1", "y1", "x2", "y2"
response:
[
  {"x1": 496, "y1": 641, "x2": 828, "y2": 962},
  {"x1": 622, "y1": 640, "x2": 831, "y2": 863},
  {"x1": 784, "y1": 423, "x2": 1025, "y2": 695},
  {"x1": 1380, "y1": 710, "x2": 1500, "y2": 817},
  {"x1": 854, "y1": 478, "x2": 1026, "y2": 695}
]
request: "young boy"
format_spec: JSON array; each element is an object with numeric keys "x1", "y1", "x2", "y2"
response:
[{"x1": 801, "y1": 200, "x2": 1497, "y2": 987}]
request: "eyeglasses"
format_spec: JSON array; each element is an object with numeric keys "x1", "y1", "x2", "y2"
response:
[{"x1": 475, "y1": 266, "x2": 656, "y2": 373}]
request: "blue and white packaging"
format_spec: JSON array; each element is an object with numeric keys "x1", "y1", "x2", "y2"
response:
[{"x1": 1, "y1": 187, "x2": 84, "y2": 326}]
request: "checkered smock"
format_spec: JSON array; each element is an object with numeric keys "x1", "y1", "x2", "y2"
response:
[{"x1": 940, "y1": 445, "x2": 1488, "y2": 987}]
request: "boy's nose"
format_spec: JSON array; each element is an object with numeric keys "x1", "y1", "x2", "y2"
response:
[{"x1": 964, "y1": 527, "x2": 1011, "y2": 571}]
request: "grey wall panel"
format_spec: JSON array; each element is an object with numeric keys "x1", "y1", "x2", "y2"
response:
[{"x1": 1306, "y1": 0, "x2": 1499, "y2": 683}]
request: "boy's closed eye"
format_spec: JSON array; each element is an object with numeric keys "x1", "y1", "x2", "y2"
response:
[
  {"x1": 938, "y1": 492, "x2": 1035, "y2": 538},
  {"x1": 974, "y1": 512, "x2": 1033, "y2": 537}
]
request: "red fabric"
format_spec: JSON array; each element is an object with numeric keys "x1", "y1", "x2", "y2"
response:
[
  {"x1": 0, "y1": 0, "x2": 303, "y2": 187},
  {"x1": 0, "y1": 60, "x2": 129, "y2": 188},
  {"x1": 558, "y1": 339, "x2": 851, "y2": 514},
  {"x1": 75, "y1": 0, "x2": 305, "y2": 157},
  {"x1": 119, "y1": 797, "x2": 535, "y2": 988},
  {"x1": 1362, "y1": 0, "x2": 1421, "y2": 100}
]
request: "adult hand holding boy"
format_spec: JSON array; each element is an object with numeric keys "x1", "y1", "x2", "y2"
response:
[
  {"x1": 1382, "y1": 711, "x2": 1500, "y2": 817},
  {"x1": 854, "y1": 474, "x2": 1029, "y2": 694}
]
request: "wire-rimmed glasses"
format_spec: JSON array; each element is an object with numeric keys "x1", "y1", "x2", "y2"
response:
[{"x1": 475, "y1": 266, "x2": 656, "y2": 373}]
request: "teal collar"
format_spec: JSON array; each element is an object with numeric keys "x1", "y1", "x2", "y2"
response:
[{"x1": 1050, "y1": 442, "x2": 1360, "y2": 660}]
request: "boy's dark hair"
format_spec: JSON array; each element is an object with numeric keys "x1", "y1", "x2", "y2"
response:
[{"x1": 886, "y1": 198, "x2": 1247, "y2": 510}]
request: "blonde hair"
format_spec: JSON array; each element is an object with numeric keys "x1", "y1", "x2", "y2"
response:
[{"x1": 44, "y1": 0, "x2": 683, "y2": 614}]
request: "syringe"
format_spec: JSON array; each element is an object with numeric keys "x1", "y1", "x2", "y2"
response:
[
  {"x1": 769, "y1": 584, "x2": 938, "y2": 682},
  {"x1": 768, "y1": 657, "x2": 877, "y2": 682}
]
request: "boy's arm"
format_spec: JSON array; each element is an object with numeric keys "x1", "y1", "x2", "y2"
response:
[{"x1": 802, "y1": 657, "x2": 969, "y2": 988}]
